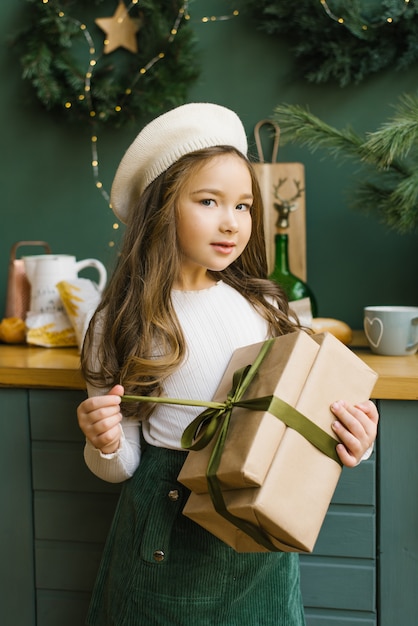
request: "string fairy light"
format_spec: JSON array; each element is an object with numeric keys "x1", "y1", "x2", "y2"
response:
[
  {"x1": 200, "y1": 10, "x2": 240, "y2": 23},
  {"x1": 320, "y1": 0, "x2": 411, "y2": 30},
  {"x1": 39, "y1": 0, "x2": 239, "y2": 247}
]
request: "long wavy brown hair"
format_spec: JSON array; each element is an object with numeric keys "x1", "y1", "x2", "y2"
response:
[{"x1": 81, "y1": 146, "x2": 302, "y2": 418}]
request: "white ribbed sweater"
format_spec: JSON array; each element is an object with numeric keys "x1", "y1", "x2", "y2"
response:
[{"x1": 84, "y1": 281, "x2": 271, "y2": 483}]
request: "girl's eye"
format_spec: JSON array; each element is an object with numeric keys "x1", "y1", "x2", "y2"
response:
[
  {"x1": 200, "y1": 198, "x2": 215, "y2": 207},
  {"x1": 236, "y1": 203, "x2": 251, "y2": 212}
]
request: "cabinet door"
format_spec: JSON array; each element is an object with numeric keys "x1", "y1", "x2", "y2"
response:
[
  {"x1": 29, "y1": 389, "x2": 121, "y2": 626},
  {"x1": 300, "y1": 458, "x2": 376, "y2": 625},
  {"x1": 0, "y1": 389, "x2": 36, "y2": 626},
  {"x1": 378, "y1": 400, "x2": 418, "y2": 626}
]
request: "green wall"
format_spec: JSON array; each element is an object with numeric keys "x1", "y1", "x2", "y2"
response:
[{"x1": 2, "y1": 1, "x2": 418, "y2": 329}]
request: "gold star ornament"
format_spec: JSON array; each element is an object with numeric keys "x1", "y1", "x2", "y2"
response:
[{"x1": 95, "y1": 1, "x2": 140, "y2": 55}]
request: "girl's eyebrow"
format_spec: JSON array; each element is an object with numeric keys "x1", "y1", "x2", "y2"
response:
[
  {"x1": 190, "y1": 188, "x2": 253, "y2": 200},
  {"x1": 190, "y1": 188, "x2": 219, "y2": 195}
]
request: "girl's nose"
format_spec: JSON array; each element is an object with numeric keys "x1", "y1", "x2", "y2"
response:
[{"x1": 220, "y1": 208, "x2": 239, "y2": 233}]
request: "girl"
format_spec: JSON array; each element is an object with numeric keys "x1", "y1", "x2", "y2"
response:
[{"x1": 77, "y1": 102, "x2": 379, "y2": 625}]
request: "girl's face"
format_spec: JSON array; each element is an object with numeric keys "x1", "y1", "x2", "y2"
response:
[{"x1": 175, "y1": 153, "x2": 253, "y2": 290}]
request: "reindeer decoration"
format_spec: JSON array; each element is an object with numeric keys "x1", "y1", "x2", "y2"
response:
[{"x1": 272, "y1": 178, "x2": 305, "y2": 230}]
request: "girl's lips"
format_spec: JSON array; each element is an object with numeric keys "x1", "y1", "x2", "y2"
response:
[{"x1": 211, "y1": 242, "x2": 236, "y2": 254}]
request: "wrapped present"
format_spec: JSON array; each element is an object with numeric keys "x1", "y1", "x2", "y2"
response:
[
  {"x1": 180, "y1": 332, "x2": 378, "y2": 553},
  {"x1": 178, "y1": 330, "x2": 321, "y2": 492}
]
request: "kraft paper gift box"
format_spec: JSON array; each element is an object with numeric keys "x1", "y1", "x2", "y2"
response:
[
  {"x1": 180, "y1": 332, "x2": 378, "y2": 553},
  {"x1": 178, "y1": 330, "x2": 321, "y2": 493}
]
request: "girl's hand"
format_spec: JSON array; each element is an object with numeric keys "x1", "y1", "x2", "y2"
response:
[
  {"x1": 77, "y1": 384, "x2": 124, "y2": 454},
  {"x1": 330, "y1": 399, "x2": 379, "y2": 467}
]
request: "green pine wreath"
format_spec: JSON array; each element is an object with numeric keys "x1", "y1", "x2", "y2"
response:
[
  {"x1": 15, "y1": 0, "x2": 199, "y2": 127},
  {"x1": 243, "y1": 0, "x2": 418, "y2": 86}
]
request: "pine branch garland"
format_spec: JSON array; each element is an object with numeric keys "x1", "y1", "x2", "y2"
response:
[
  {"x1": 271, "y1": 104, "x2": 365, "y2": 162},
  {"x1": 362, "y1": 94, "x2": 418, "y2": 166},
  {"x1": 243, "y1": 0, "x2": 418, "y2": 86},
  {"x1": 13, "y1": 0, "x2": 199, "y2": 128},
  {"x1": 273, "y1": 97, "x2": 418, "y2": 233}
]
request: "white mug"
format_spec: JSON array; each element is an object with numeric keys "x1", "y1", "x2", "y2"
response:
[
  {"x1": 364, "y1": 305, "x2": 418, "y2": 356},
  {"x1": 23, "y1": 254, "x2": 107, "y2": 314}
]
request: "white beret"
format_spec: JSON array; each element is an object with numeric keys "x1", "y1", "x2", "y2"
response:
[{"x1": 110, "y1": 102, "x2": 248, "y2": 223}]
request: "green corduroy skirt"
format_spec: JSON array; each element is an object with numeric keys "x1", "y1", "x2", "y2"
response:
[{"x1": 86, "y1": 444, "x2": 306, "y2": 626}]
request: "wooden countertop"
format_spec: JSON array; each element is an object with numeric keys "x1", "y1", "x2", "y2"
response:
[
  {"x1": 347, "y1": 330, "x2": 417, "y2": 400},
  {"x1": 1, "y1": 332, "x2": 418, "y2": 400},
  {"x1": 0, "y1": 344, "x2": 84, "y2": 390},
  {"x1": 350, "y1": 350, "x2": 418, "y2": 400}
]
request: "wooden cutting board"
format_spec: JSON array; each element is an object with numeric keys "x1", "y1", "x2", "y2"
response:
[{"x1": 252, "y1": 120, "x2": 307, "y2": 281}]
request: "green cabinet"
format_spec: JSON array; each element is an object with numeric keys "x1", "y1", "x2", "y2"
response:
[
  {"x1": 378, "y1": 400, "x2": 418, "y2": 626},
  {"x1": 1, "y1": 389, "x2": 36, "y2": 626},
  {"x1": 1, "y1": 390, "x2": 416, "y2": 625},
  {"x1": 1, "y1": 388, "x2": 120, "y2": 626},
  {"x1": 31, "y1": 390, "x2": 120, "y2": 626},
  {"x1": 301, "y1": 458, "x2": 376, "y2": 625}
]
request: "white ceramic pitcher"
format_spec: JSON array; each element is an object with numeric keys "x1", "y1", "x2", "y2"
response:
[{"x1": 23, "y1": 254, "x2": 107, "y2": 314}]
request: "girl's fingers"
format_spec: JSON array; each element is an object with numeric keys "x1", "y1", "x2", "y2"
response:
[
  {"x1": 86, "y1": 410, "x2": 122, "y2": 436},
  {"x1": 80, "y1": 408, "x2": 122, "y2": 451},
  {"x1": 335, "y1": 442, "x2": 359, "y2": 467},
  {"x1": 77, "y1": 385, "x2": 125, "y2": 449},
  {"x1": 356, "y1": 400, "x2": 379, "y2": 425},
  {"x1": 81, "y1": 394, "x2": 121, "y2": 417},
  {"x1": 90, "y1": 423, "x2": 122, "y2": 452},
  {"x1": 109, "y1": 383, "x2": 125, "y2": 397},
  {"x1": 78, "y1": 389, "x2": 122, "y2": 424},
  {"x1": 330, "y1": 400, "x2": 379, "y2": 467},
  {"x1": 332, "y1": 401, "x2": 377, "y2": 438}
]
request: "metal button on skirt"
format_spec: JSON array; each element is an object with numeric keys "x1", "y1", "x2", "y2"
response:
[{"x1": 86, "y1": 444, "x2": 305, "y2": 626}]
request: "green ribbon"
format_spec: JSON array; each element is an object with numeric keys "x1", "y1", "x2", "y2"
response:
[{"x1": 122, "y1": 338, "x2": 342, "y2": 551}]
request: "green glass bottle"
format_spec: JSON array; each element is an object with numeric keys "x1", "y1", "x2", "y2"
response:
[{"x1": 269, "y1": 232, "x2": 318, "y2": 317}]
